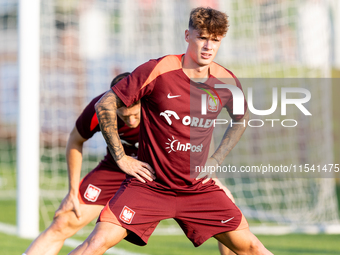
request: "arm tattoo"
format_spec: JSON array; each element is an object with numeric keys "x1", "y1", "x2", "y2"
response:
[
  {"x1": 95, "y1": 90, "x2": 126, "y2": 161},
  {"x1": 212, "y1": 110, "x2": 249, "y2": 165}
]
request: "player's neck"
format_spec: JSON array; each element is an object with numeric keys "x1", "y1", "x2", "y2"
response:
[{"x1": 181, "y1": 54, "x2": 209, "y2": 80}]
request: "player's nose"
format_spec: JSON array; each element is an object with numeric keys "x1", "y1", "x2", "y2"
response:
[
  {"x1": 203, "y1": 39, "x2": 212, "y2": 49},
  {"x1": 128, "y1": 116, "x2": 137, "y2": 126}
]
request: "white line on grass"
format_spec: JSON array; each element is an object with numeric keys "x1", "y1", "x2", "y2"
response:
[
  {"x1": 64, "y1": 238, "x2": 148, "y2": 255},
  {"x1": 0, "y1": 222, "x2": 148, "y2": 255},
  {"x1": 0, "y1": 222, "x2": 16, "y2": 235}
]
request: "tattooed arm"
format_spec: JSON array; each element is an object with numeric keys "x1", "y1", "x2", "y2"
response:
[
  {"x1": 211, "y1": 109, "x2": 249, "y2": 165},
  {"x1": 197, "y1": 109, "x2": 249, "y2": 183},
  {"x1": 95, "y1": 90, "x2": 155, "y2": 183}
]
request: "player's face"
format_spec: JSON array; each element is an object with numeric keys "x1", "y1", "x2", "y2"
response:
[
  {"x1": 185, "y1": 28, "x2": 222, "y2": 67},
  {"x1": 117, "y1": 103, "x2": 141, "y2": 128}
]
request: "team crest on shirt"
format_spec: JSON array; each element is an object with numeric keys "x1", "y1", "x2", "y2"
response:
[
  {"x1": 84, "y1": 184, "x2": 101, "y2": 202},
  {"x1": 207, "y1": 95, "x2": 220, "y2": 112},
  {"x1": 119, "y1": 206, "x2": 135, "y2": 224}
]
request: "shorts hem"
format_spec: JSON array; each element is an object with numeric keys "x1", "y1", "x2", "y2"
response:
[
  {"x1": 191, "y1": 214, "x2": 249, "y2": 247},
  {"x1": 123, "y1": 225, "x2": 148, "y2": 246},
  {"x1": 103, "y1": 221, "x2": 148, "y2": 246},
  {"x1": 99, "y1": 206, "x2": 148, "y2": 246}
]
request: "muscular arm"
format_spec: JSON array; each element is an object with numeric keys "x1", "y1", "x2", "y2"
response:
[
  {"x1": 55, "y1": 126, "x2": 87, "y2": 219},
  {"x1": 208, "y1": 138, "x2": 235, "y2": 202},
  {"x1": 198, "y1": 110, "x2": 249, "y2": 183},
  {"x1": 95, "y1": 90, "x2": 126, "y2": 161},
  {"x1": 67, "y1": 126, "x2": 87, "y2": 195},
  {"x1": 211, "y1": 110, "x2": 249, "y2": 165},
  {"x1": 95, "y1": 90, "x2": 155, "y2": 182}
]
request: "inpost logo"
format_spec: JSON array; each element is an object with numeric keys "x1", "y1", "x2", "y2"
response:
[{"x1": 165, "y1": 136, "x2": 203, "y2": 153}]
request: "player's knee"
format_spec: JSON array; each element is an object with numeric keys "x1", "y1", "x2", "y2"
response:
[
  {"x1": 87, "y1": 232, "x2": 114, "y2": 252},
  {"x1": 50, "y1": 214, "x2": 74, "y2": 236},
  {"x1": 247, "y1": 238, "x2": 265, "y2": 255}
]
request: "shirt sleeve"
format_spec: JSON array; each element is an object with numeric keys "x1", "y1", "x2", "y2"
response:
[
  {"x1": 75, "y1": 94, "x2": 103, "y2": 139},
  {"x1": 224, "y1": 72, "x2": 248, "y2": 121},
  {"x1": 111, "y1": 59, "x2": 158, "y2": 107}
]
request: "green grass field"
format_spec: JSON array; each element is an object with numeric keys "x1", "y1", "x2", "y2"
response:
[
  {"x1": 1, "y1": 199, "x2": 340, "y2": 255},
  {"x1": 1, "y1": 229, "x2": 340, "y2": 255}
]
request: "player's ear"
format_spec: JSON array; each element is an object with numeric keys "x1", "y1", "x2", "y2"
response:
[{"x1": 185, "y1": 29, "x2": 190, "y2": 42}]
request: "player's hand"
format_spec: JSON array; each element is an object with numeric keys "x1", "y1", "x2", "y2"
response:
[
  {"x1": 117, "y1": 155, "x2": 155, "y2": 183},
  {"x1": 54, "y1": 192, "x2": 82, "y2": 220},
  {"x1": 196, "y1": 157, "x2": 218, "y2": 184}
]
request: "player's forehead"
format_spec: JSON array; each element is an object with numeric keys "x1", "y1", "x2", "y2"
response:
[{"x1": 192, "y1": 28, "x2": 222, "y2": 40}]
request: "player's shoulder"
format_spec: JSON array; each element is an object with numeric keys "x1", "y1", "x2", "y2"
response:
[
  {"x1": 151, "y1": 54, "x2": 182, "y2": 70},
  {"x1": 139, "y1": 54, "x2": 183, "y2": 84},
  {"x1": 156, "y1": 54, "x2": 182, "y2": 62},
  {"x1": 210, "y1": 61, "x2": 237, "y2": 79}
]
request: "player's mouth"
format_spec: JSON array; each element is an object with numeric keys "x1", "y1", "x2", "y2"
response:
[{"x1": 201, "y1": 52, "x2": 212, "y2": 59}]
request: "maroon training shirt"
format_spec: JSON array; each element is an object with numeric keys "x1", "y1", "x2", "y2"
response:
[{"x1": 112, "y1": 54, "x2": 247, "y2": 191}]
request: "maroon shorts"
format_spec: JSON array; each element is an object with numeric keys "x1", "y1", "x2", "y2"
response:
[
  {"x1": 78, "y1": 161, "x2": 127, "y2": 206},
  {"x1": 99, "y1": 179, "x2": 248, "y2": 247}
]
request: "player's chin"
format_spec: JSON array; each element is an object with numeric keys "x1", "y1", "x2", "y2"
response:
[
  {"x1": 198, "y1": 56, "x2": 213, "y2": 65},
  {"x1": 198, "y1": 59, "x2": 212, "y2": 66}
]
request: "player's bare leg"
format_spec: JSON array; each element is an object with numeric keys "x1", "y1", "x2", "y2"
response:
[
  {"x1": 218, "y1": 241, "x2": 236, "y2": 255},
  {"x1": 68, "y1": 222, "x2": 127, "y2": 255},
  {"x1": 214, "y1": 228, "x2": 273, "y2": 255},
  {"x1": 25, "y1": 204, "x2": 103, "y2": 255}
]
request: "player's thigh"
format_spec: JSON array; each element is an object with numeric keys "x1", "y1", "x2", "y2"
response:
[
  {"x1": 76, "y1": 203, "x2": 104, "y2": 226},
  {"x1": 214, "y1": 228, "x2": 262, "y2": 254},
  {"x1": 85, "y1": 222, "x2": 128, "y2": 248}
]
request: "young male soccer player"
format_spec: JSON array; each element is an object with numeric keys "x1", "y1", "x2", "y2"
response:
[
  {"x1": 23, "y1": 72, "x2": 144, "y2": 255},
  {"x1": 69, "y1": 7, "x2": 272, "y2": 255},
  {"x1": 23, "y1": 72, "x2": 233, "y2": 255}
]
